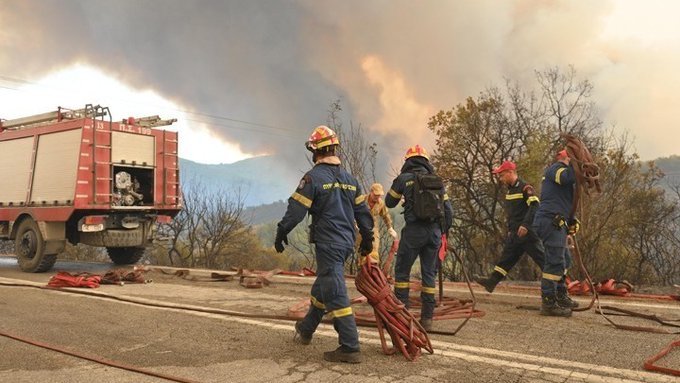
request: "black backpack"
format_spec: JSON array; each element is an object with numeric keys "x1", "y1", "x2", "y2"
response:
[{"x1": 412, "y1": 172, "x2": 445, "y2": 221}]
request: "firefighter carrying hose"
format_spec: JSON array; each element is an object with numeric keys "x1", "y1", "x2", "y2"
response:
[
  {"x1": 274, "y1": 125, "x2": 374, "y2": 363},
  {"x1": 384, "y1": 145, "x2": 453, "y2": 331},
  {"x1": 354, "y1": 182, "x2": 398, "y2": 263},
  {"x1": 475, "y1": 160, "x2": 545, "y2": 293},
  {"x1": 532, "y1": 149, "x2": 580, "y2": 317}
]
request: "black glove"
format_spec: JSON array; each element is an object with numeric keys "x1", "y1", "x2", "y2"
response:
[
  {"x1": 568, "y1": 217, "x2": 581, "y2": 235},
  {"x1": 359, "y1": 236, "x2": 373, "y2": 256},
  {"x1": 274, "y1": 229, "x2": 288, "y2": 253}
]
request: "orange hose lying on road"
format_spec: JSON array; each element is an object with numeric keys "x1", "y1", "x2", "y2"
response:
[
  {"x1": 0, "y1": 329, "x2": 199, "y2": 383},
  {"x1": 644, "y1": 339, "x2": 680, "y2": 377}
]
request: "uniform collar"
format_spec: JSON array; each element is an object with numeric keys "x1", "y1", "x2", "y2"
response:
[{"x1": 315, "y1": 156, "x2": 341, "y2": 165}]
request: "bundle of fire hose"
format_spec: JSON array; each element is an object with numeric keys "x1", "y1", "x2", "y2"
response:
[
  {"x1": 354, "y1": 255, "x2": 433, "y2": 361},
  {"x1": 562, "y1": 133, "x2": 601, "y2": 195}
]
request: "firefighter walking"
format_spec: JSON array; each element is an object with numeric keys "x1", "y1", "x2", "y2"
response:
[
  {"x1": 532, "y1": 150, "x2": 580, "y2": 317},
  {"x1": 384, "y1": 145, "x2": 453, "y2": 331},
  {"x1": 476, "y1": 160, "x2": 545, "y2": 293},
  {"x1": 274, "y1": 125, "x2": 374, "y2": 363}
]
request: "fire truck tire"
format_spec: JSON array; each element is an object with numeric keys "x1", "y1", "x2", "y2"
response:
[
  {"x1": 15, "y1": 219, "x2": 57, "y2": 273},
  {"x1": 106, "y1": 247, "x2": 145, "y2": 265}
]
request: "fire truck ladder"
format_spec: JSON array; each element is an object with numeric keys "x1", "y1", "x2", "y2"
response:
[
  {"x1": 125, "y1": 115, "x2": 177, "y2": 128},
  {"x1": 88, "y1": 105, "x2": 113, "y2": 205},
  {"x1": 0, "y1": 105, "x2": 108, "y2": 131},
  {"x1": 162, "y1": 130, "x2": 180, "y2": 207}
]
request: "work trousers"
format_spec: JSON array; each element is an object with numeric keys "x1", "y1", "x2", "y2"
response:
[
  {"x1": 532, "y1": 215, "x2": 568, "y2": 297},
  {"x1": 393, "y1": 222, "x2": 441, "y2": 320},
  {"x1": 298, "y1": 242, "x2": 359, "y2": 352},
  {"x1": 492, "y1": 230, "x2": 545, "y2": 277}
]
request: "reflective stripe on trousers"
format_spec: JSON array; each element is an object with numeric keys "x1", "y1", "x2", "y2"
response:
[
  {"x1": 298, "y1": 242, "x2": 359, "y2": 351},
  {"x1": 394, "y1": 222, "x2": 441, "y2": 320}
]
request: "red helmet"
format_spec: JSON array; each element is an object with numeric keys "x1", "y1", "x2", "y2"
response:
[
  {"x1": 404, "y1": 145, "x2": 429, "y2": 160},
  {"x1": 306, "y1": 125, "x2": 339, "y2": 151}
]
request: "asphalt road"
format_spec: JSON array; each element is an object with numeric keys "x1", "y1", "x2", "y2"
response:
[{"x1": 0, "y1": 255, "x2": 679, "y2": 383}]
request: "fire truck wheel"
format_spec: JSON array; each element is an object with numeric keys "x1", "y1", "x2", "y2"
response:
[
  {"x1": 106, "y1": 247, "x2": 145, "y2": 265},
  {"x1": 15, "y1": 219, "x2": 57, "y2": 273}
]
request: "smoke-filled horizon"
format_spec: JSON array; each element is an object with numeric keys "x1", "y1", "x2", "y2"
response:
[{"x1": 2, "y1": 0, "x2": 680, "y2": 175}]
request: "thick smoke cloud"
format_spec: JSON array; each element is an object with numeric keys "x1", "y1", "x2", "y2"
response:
[{"x1": 1, "y1": 0, "x2": 679, "y2": 175}]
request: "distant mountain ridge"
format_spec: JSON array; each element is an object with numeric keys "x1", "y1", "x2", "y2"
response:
[{"x1": 179, "y1": 156, "x2": 300, "y2": 207}]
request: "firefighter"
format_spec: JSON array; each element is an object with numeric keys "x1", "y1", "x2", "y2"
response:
[
  {"x1": 384, "y1": 145, "x2": 453, "y2": 331},
  {"x1": 355, "y1": 183, "x2": 398, "y2": 263},
  {"x1": 532, "y1": 149, "x2": 580, "y2": 317},
  {"x1": 475, "y1": 160, "x2": 545, "y2": 293},
  {"x1": 274, "y1": 125, "x2": 374, "y2": 364}
]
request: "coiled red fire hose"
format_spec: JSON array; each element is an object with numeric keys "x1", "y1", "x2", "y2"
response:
[{"x1": 354, "y1": 260, "x2": 433, "y2": 361}]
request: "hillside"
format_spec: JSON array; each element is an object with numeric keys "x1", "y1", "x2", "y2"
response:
[
  {"x1": 243, "y1": 200, "x2": 288, "y2": 226},
  {"x1": 648, "y1": 155, "x2": 680, "y2": 196},
  {"x1": 179, "y1": 156, "x2": 302, "y2": 207}
]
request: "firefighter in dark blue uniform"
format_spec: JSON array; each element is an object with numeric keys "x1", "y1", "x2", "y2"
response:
[
  {"x1": 384, "y1": 145, "x2": 453, "y2": 331},
  {"x1": 475, "y1": 161, "x2": 545, "y2": 293},
  {"x1": 532, "y1": 150, "x2": 580, "y2": 317},
  {"x1": 274, "y1": 125, "x2": 374, "y2": 363}
]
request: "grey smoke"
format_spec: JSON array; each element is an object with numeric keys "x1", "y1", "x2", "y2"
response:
[{"x1": 1, "y1": 0, "x2": 678, "y2": 179}]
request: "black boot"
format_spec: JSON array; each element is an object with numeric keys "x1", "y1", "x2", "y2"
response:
[
  {"x1": 556, "y1": 280, "x2": 579, "y2": 309},
  {"x1": 420, "y1": 318, "x2": 433, "y2": 332},
  {"x1": 323, "y1": 347, "x2": 361, "y2": 364},
  {"x1": 293, "y1": 321, "x2": 312, "y2": 345},
  {"x1": 475, "y1": 271, "x2": 503, "y2": 293},
  {"x1": 556, "y1": 292, "x2": 579, "y2": 309},
  {"x1": 540, "y1": 295, "x2": 572, "y2": 317}
]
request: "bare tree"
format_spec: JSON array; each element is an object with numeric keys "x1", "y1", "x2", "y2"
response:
[
  {"x1": 155, "y1": 182, "x2": 247, "y2": 269},
  {"x1": 197, "y1": 188, "x2": 246, "y2": 269},
  {"x1": 327, "y1": 99, "x2": 378, "y2": 192}
]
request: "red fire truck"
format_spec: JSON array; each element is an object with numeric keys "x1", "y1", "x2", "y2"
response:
[{"x1": 0, "y1": 105, "x2": 181, "y2": 272}]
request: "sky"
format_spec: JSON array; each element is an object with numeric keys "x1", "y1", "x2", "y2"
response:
[{"x1": 1, "y1": 0, "x2": 680, "y2": 173}]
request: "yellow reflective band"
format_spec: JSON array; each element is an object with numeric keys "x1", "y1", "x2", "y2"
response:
[
  {"x1": 330, "y1": 307, "x2": 353, "y2": 318},
  {"x1": 355, "y1": 194, "x2": 366, "y2": 205},
  {"x1": 322, "y1": 182, "x2": 357, "y2": 191},
  {"x1": 526, "y1": 196, "x2": 540, "y2": 205},
  {"x1": 555, "y1": 168, "x2": 566, "y2": 185},
  {"x1": 505, "y1": 193, "x2": 524, "y2": 200},
  {"x1": 394, "y1": 281, "x2": 410, "y2": 289},
  {"x1": 542, "y1": 272, "x2": 563, "y2": 281},
  {"x1": 291, "y1": 192, "x2": 312, "y2": 208},
  {"x1": 443, "y1": 193, "x2": 449, "y2": 201},
  {"x1": 405, "y1": 180, "x2": 414, "y2": 186},
  {"x1": 310, "y1": 296, "x2": 326, "y2": 310},
  {"x1": 494, "y1": 266, "x2": 508, "y2": 276},
  {"x1": 388, "y1": 189, "x2": 402, "y2": 199},
  {"x1": 421, "y1": 286, "x2": 436, "y2": 295}
]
